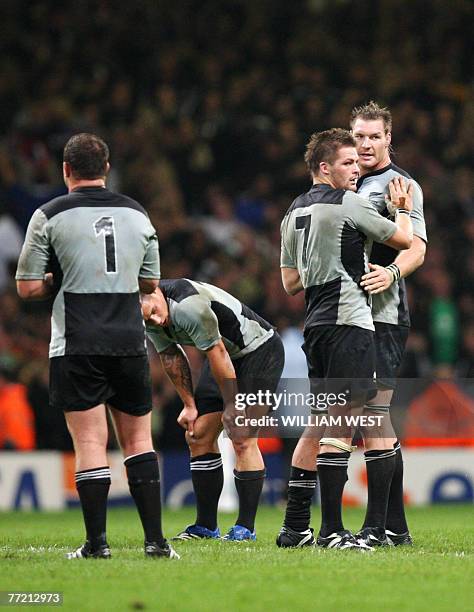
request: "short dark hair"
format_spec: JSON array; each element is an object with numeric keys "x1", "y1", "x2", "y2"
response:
[
  {"x1": 63, "y1": 133, "x2": 109, "y2": 179},
  {"x1": 350, "y1": 101, "x2": 392, "y2": 133},
  {"x1": 304, "y1": 128, "x2": 355, "y2": 176}
]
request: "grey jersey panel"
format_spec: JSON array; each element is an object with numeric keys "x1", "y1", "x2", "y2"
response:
[
  {"x1": 16, "y1": 191, "x2": 160, "y2": 357},
  {"x1": 357, "y1": 163, "x2": 427, "y2": 326},
  {"x1": 280, "y1": 185, "x2": 397, "y2": 331},
  {"x1": 46, "y1": 206, "x2": 158, "y2": 293},
  {"x1": 146, "y1": 279, "x2": 274, "y2": 359}
]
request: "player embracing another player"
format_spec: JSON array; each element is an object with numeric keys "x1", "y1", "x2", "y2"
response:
[
  {"x1": 278, "y1": 126, "x2": 416, "y2": 550},
  {"x1": 351, "y1": 102, "x2": 427, "y2": 546}
]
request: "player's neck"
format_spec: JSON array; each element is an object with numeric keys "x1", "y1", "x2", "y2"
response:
[
  {"x1": 68, "y1": 178, "x2": 106, "y2": 192},
  {"x1": 360, "y1": 155, "x2": 391, "y2": 177},
  {"x1": 313, "y1": 177, "x2": 337, "y2": 189}
]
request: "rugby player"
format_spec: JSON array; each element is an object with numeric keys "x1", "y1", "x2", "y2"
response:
[
  {"x1": 16, "y1": 133, "x2": 178, "y2": 559},
  {"x1": 352, "y1": 101, "x2": 427, "y2": 546},
  {"x1": 142, "y1": 279, "x2": 284, "y2": 541},
  {"x1": 277, "y1": 129, "x2": 413, "y2": 549}
]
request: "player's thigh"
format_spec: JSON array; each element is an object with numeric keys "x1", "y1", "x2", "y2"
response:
[
  {"x1": 106, "y1": 355, "x2": 153, "y2": 417},
  {"x1": 374, "y1": 322, "x2": 409, "y2": 391},
  {"x1": 326, "y1": 326, "x2": 376, "y2": 407},
  {"x1": 234, "y1": 332, "x2": 285, "y2": 416},
  {"x1": 302, "y1": 326, "x2": 328, "y2": 410},
  {"x1": 65, "y1": 403, "x2": 108, "y2": 447},
  {"x1": 108, "y1": 405, "x2": 152, "y2": 451},
  {"x1": 50, "y1": 355, "x2": 111, "y2": 413},
  {"x1": 194, "y1": 359, "x2": 224, "y2": 416}
]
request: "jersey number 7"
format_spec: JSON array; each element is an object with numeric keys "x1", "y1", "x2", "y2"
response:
[{"x1": 295, "y1": 214, "x2": 311, "y2": 271}]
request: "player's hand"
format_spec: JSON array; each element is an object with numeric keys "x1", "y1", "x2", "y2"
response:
[
  {"x1": 386, "y1": 177, "x2": 413, "y2": 212},
  {"x1": 360, "y1": 263, "x2": 393, "y2": 294},
  {"x1": 177, "y1": 405, "x2": 198, "y2": 435},
  {"x1": 141, "y1": 295, "x2": 154, "y2": 320}
]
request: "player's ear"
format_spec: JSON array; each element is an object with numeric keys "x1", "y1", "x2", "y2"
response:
[
  {"x1": 319, "y1": 161, "x2": 329, "y2": 176},
  {"x1": 105, "y1": 161, "x2": 110, "y2": 175},
  {"x1": 385, "y1": 132, "x2": 392, "y2": 148},
  {"x1": 63, "y1": 161, "x2": 71, "y2": 180}
]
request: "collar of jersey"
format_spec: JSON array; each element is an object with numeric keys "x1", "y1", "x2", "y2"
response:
[
  {"x1": 357, "y1": 162, "x2": 393, "y2": 189},
  {"x1": 71, "y1": 186, "x2": 108, "y2": 193},
  {"x1": 309, "y1": 183, "x2": 334, "y2": 192}
]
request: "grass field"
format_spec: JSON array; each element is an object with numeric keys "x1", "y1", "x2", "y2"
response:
[{"x1": 1, "y1": 505, "x2": 473, "y2": 612}]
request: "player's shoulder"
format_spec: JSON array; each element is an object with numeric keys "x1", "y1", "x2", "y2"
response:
[
  {"x1": 283, "y1": 192, "x2": 307, "y2": 219},
  {"x1": 283, "y1": 185, "x2": 346, "y2": 218},
  {"x1": 342, "y1": 189, "x2": 371, "y2": 208},
  {"x1": 171, "y1": 281, "x2": 219, "y2": 326},
  {"x1": 40, "y1": 192, "x2": 78, "y2": 220},
  {"x1": 40, "y1": 188, "x2": 149, "y2": 221},
  {"x1": 390, "y1": 164, "x2": 423, "y2": 196},
  {"x1": 112, "y1": 192, "x2": 150, "y2": 217},
  {"x1": 160, "y1": 278, "x2": 202, "y2": 304},
  {"x1": 358, "y1": 163, "x2": 421, "y2": 192}
]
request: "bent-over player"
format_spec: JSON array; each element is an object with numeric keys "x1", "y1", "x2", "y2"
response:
[{"x1": 143, "y1": 279, "x2": 285, "y2": 541}]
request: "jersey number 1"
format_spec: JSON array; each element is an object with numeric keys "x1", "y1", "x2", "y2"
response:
[
  {"x1": 94, "y1": 216, "x2": 117, "y2": 273},
  {"x1": 295, "y1": 214, "x2": 311, "y2": 270}
]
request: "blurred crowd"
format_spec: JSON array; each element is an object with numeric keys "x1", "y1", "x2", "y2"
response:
[{"x1": 0, "y1": 0, "x2": 472, "y2": 450}]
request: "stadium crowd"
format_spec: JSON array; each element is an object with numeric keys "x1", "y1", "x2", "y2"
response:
[{"x1": 0, "y1": 0, "x2": 472, "y2": 450}]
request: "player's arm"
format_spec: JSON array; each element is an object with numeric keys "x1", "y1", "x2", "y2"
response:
[
  {"x1": 138, "y1": 223, "x2": 160, "y2": 294},
  {"x1": 139, "y1": 278, "x2": 159, "y2": 294},
  {"x1": 16, "y1": 209, "x2": 52, "y2": 300},
  {"x1": 280, "y1": 212, "x2": 303, "y2": 295},
  {"x1": 205, "y1": 340, "x2": 240, "y2": 437},
  {"x1": 17, "y1": 273, "x2": 54, "y2": 300},
  {"x1": 159, "y1": 344, "x2": 198, "y2": 434},
  {"x1": 382, "y1": 178, "x2": 413, "y2": 250},
  {"x1": 361, "y1": 236, "x2": 426, "y2": 295},
  {"x1": 393, "y1": 179, "x2": 426, "y2": 274},
  {"x1": 361, "y1": 179, "x2": 424, "y2": 294},
  {"x1": 281, "y1": 267, "x2": 304, "y2": 295}
]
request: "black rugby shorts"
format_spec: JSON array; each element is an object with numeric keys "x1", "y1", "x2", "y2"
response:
[{"x1": 50, "y1": 355, "x2": 152, "y2": 416}]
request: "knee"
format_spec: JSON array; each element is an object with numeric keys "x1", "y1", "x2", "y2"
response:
[
  {"x1": 185, "y1": 430, "x2": 218, "y2": 455},
  {"x1": 73, "y1": 431, "x2": 108, "y2": 449},
  {"x1": 360, "y1": 406, "x2": 393, "y2": 437},
  {"x1": 232, "y1": 438, "x2": 255, "y2": 457},
  {"x1": 299, "y1": 435, "x2": 321, "y2": 451}
]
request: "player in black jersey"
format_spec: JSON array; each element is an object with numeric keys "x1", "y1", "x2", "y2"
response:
[
  {"x1": 143, "y1": 279, "x2": 284, "y2": 541},
  {"x1": 277, "y1": 129, "x2": 413, "y2": 550},
  {"x1": 352, "y1": 102, "x2": 427, "y2": 546},
  {"x1": 16, "y1": 133, "x2": 178, "y2": 560}
]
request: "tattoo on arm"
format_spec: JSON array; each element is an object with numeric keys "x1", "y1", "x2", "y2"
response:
[{"x1": 160, "y1": 345, "x2": 193, "y2": 396}]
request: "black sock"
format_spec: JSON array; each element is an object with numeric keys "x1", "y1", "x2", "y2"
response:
[
  {"x1": 362, "y1": 448, "x2": 397, "y2": 529},
  {"x1": 190, "y1": 453, "x2": 223, "y2": 530},
  {"x1": 125, "y1": 451, "x2": 164, "y2": 545},
  {"x1": 316, "y1": 452, "x2": 350, "y2": 537},
  {"x1": 75, "y1": 466, "x2": 111, "y2": 549},
  {"x1": 386, "y1": 441, "x2": 409, "y2": 533},
  {"x1": 234, "y1": 469, "x2": 266, "y2": 532},
  {"x1": 283, "y1": 467, "x2": 317, "y2": 532}
]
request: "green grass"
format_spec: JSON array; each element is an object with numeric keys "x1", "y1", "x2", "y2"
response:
[{"x1": 0, "y1": 506, "x2": 473, "y2": 612}]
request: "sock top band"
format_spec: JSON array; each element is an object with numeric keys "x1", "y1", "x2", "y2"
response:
[
  {"x1": 124, "y1": 451, "x2": 157, "y2": 466},
  {"x1": 234, "y1": 469, "x2": 266, "y2": 480}
]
